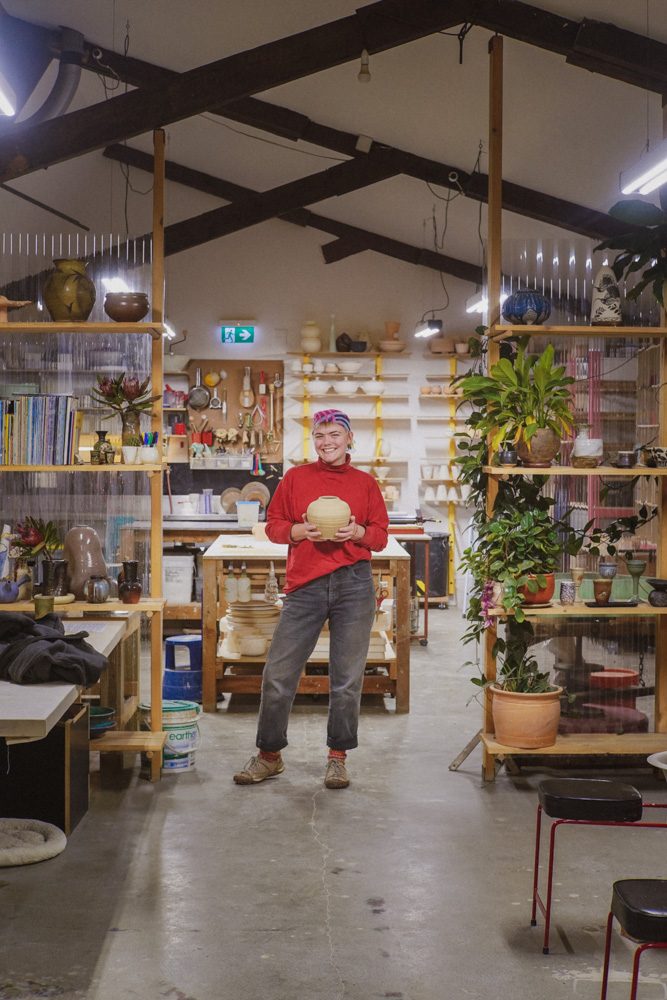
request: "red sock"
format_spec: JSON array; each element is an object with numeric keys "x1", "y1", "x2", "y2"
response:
[
  {"x1": 259, "y1": 749, "x2": 281, "y2": 762},
  {"x1": 327, "y1": 749, "x2": 347, "y2": 761}
]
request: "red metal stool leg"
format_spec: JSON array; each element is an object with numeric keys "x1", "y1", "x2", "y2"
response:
[
  {"x1": 531, "y1": 803, "x2": 543, "y2": 926},
  {"x1": 630, "y1": 943, "x2": 667, "y2": 1000},
  {"x1": 600, "y1": 910, "x2": 615, "y2": 1000}
]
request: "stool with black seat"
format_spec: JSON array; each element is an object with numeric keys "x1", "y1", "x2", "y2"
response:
[
  {"x1": 600, "y1": 880, "x2": 667, "y2": 1000},
  {"x1": 532, "y1": 778, "x2": 667, "y2": 954}
]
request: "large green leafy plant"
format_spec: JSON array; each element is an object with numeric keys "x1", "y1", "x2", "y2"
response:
[
  {"x1": 460, "y1": 335, "x2": 575, "y2": 452},
  {"x1": 595, "y1": 200, "x2": 667, "y2": 305}
]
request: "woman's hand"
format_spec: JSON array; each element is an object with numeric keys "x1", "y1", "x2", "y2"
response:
[
  {"x1": 290, "y1": 515, "x2": 323, "y2": 543},
  {"x1": 334, "y1": 516, "x2": 366, "y2": 543}
]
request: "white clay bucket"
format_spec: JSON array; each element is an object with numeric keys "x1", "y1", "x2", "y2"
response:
[{"x1": 139, "y1": 700, "x2": 201, "y2": 771}]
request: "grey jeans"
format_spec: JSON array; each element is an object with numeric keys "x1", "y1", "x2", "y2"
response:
[{"x1": 256, "y1": 561, "x2": 377, "y2": 752}]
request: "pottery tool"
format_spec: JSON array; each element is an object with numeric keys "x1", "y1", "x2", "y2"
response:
[
  {"x1": 222, "y1": 387, "x2": 227, "y2": 422},
  {"x1": 199, "y1": 415, "x2": 209, "y2": 432},
  {"x1": 259, "y1": 371, "x2": 267, "y2": 428},
  {"x1": 204, "y1": 371, "x2": 221, "y2": 387},
  {"x1": 240, "y1": 366, "x2": 254, "y2": 407},
  {"x1": 268, "y1": 382, "x2": 275, "y2": 433},
  {"x1": 209, "y1": 385, "x2": 222, "y2": 409},
  {"x1": 250, "y1": 402, "x2": 263, "y2": 426},
  {"x1": 188, "y1": 367, "x2": 210, "y2": 410},
  {"x1": 238, "y1": 411, "x2": 243, "y2": 429}
]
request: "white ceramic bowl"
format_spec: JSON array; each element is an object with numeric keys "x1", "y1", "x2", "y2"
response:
[
  {"x1": 378, "y1": 339, "x2": 406, "y2": 352},
  {"x1": 333, "y1": 378, "x2": 352, "y2": 394},
  {"x1": 239, "y1": 634, "x2": 267, "y2": 657},
  {"x1": 306, "y1": 379, "x2": 330, "y2": 396},
  {"x1": 337, "y1": 360, "x2": 363, "y2": 374},
  {"x1": 648, "y1": 751, "x2": 667, "y2": 780}
]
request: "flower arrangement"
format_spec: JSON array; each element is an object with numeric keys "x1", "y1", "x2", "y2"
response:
[
  {"x1": 11, "y1": 517, "x2": 62, "y2": 561},
  {"x1": 91, "y1": 373, "x2": 161, "y2": 417}
]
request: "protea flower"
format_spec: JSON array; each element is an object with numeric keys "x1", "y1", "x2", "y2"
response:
[{"x1": 96, "y1": 376, "x2": 117, "y2": 399}]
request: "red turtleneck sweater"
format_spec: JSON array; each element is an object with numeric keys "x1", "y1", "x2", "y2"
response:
[{"x1": 265, "y1": 456, "x2": 389, "y2": 592}]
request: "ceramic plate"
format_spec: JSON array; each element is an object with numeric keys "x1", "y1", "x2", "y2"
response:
[
  {"x1": 220, "y1": 487, "x2": 242, "y2": 513},
  {"x1": 240, "y1": 482, "x2": 271, "y2": 507}
]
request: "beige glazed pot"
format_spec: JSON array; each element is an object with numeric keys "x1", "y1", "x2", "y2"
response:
[{"x1": 306, "y1": 496, "x2": 351, "y2": 539}]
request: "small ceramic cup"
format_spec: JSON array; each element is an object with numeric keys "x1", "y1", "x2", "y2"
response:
[
  {"x1": 559, "y1": 581, "x2": 576, "y2": 606},
  {"x1": 593, "y1": 578, "x2": 612, "y2": 605},
  {"x1": 421, "y1": 464, "x2": 433, "y2": 480},
  {"x1": 430, "y1": 384, "x2": 442, "y2": 395},
  {"x1": 302, "y1": 363, "x2": 314, "y2": 374},
  {"x1": 599, "y1": 562, "x2": 617, "y2": 579},
  {"x1": 436, "y1": 484, "x2": 448, "y2": 501},
  {"x1": 438, "y1": 464, "x2": 450, "y2": 479},
  {"x1": 424, "y1": 486, "x2": 436, "y2": 502}
]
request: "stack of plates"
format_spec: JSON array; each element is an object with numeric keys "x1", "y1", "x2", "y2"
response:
[{"x1": 222, "y1": 597, "x2": 282, "y2": 649}]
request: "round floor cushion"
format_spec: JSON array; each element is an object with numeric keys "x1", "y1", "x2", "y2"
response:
[{"x1": 0, "y1": 818, "x2": 67, "y2": 866}]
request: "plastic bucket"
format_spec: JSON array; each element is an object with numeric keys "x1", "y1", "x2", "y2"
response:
[
  {"x1": 236, "y1": 501, "x2": 260, "y2": 527},
  {"x1": 139, "y1": 700, "x2": 201, "y2": 771},
  {"x1": 163, "y1": 554, "x2": 195, "y2": 604}
]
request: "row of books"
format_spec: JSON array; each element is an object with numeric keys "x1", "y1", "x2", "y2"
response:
[{"x1": 0, "y1": 394, "x2": 83, "y2": 466}]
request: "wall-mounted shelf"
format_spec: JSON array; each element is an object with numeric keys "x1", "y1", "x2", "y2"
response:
[
  {"x1": 0, "y1": 321, "x2": 166, "y2": 340},
  {"x1": 0, "y1": 463, "x2": 164, "y2": 472},
  {"x1": 490, "y1": 324, "x2": 662, "y2": 341},
  {"x1": 482, "y1": 465, "x2": 666, "y2": 477}
]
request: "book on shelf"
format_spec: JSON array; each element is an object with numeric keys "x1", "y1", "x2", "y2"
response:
[{"x1": 0, "y1": 394, "x2": 80, "y2": 465}]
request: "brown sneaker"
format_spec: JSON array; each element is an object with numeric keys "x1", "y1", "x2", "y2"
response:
[
  {"x1": 233, "y1": 755, "x2": 284, "y2": 784},
  {"x1": 325, "y1": 757, "x2": 349, "y2": 789}
]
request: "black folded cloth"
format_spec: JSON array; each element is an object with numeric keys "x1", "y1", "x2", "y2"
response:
[{"x1": 0, "y1": 611, "x2": 108, "y2": 687}]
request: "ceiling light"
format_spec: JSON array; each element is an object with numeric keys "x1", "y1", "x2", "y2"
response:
[
  {"x1": 620, "y1": 137, "x2": 667, "y2": 195},
  {"x1": 358, "y1": 49, "x2": 371, "y2": 83},
  {"x1": 415, "y1": 319, "x2": 442, "y2": 339}
]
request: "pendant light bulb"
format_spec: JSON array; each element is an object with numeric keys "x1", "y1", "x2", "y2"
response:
[{"x1": 358, "y1": 49, "x2": 371, "y2": 83}]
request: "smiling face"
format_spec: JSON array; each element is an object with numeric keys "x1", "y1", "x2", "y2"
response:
[{"x1": 313, "y1": 421, "x2": 352, "y2": 466}]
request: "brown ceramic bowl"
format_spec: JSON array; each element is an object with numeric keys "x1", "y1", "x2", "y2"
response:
[{"x1": 104, "y1": 291, "x2": 150, "y2": 322}]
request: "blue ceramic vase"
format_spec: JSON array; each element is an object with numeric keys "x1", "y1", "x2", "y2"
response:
[{"x1": 502, "y1": 288, "x2": 551, "y2": 325}]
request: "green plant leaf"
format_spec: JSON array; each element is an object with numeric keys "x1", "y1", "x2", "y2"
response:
[{"x1": 608, "y1": 199, "x2": 667, "y2": 227}]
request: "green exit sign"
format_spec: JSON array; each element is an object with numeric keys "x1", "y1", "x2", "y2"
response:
[{"x1": 222, "y1": 325, "x2": 255, "y2": 344}]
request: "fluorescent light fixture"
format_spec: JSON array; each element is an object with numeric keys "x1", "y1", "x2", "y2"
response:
[
  {"x1": 102, "y1": 277, "x2": 131, "y2": 292},
  {"x1": 621, "y1": 138, "x2": 667, "y2": 195},
  {"x1": 415, "y1": 319, "x2": 442, "y2": 339},
  {"x1": 163, "y1": 322, "x2": 176, "y2": 340},
  {"x1": 0, "y1": 68, "x2": 15, "y2": 116},
  {"x1": 465, "y1": 291, "x2": 507, "y2": 314}
]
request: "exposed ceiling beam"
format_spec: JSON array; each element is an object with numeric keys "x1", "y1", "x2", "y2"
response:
[
  {"x1": 88, "y1": 44, "x2": 634, "y2": 241},
  {"x1": 103, "y1": 143, "x2": 482, "y2": 284},
  {"x1": 0, "y1": 0, "x2": 472, "y2": 182}
]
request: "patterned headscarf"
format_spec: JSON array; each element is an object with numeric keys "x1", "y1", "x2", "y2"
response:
[
  {"x1": 312, "y1": 409, "x2": 351, "y2": 433},
  {"x1": 312, "y1": 409, "x2": 353, "y2": 450}
]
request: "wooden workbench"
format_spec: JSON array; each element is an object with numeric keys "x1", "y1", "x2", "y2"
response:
[{"x1": 202, "y1": 534, "x2": 412, "y2": 713}]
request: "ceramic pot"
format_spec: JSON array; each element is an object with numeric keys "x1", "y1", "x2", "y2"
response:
[
  {"x1": 0, "y1": 576, "x2": 28, "y2": 603},
  {"x1": 570, "y1": 424, "x2": 603, "y2": 468},
  {"x1": 598, "y1": 562, "x2": 617, "y2": 579},
  {"x1": 502, "y1": 288, "x2": 551, "y2": 325},
  {"x1": 104, "y1": 291, "x2": 149, "y2": 322},
  {"x1": 86, "y1": 575, "x2": 110, "y2": 603},
  {"x1": 41, "y1": 558, "x2": 68, "y2": 597},
  {"x1": 515, "y1": 427, "x2": 561, "y2": 467},
  {"x1": 306, "y1": 496, "x2": 351, "y2": 539},
  {"x1": 119, "y1": 560, "x2": 142, "y2": 604},
  {"x1": 63, "y1": 525, "x2": 108, "y2": 601},
  {"x1": 519, "y1": 572, "x2": 555, "y2": 605},
  {"x1": 121, "y1": 445, "x2": 139, "y2": 464},
  {"x1": 384, "y1": 321, "x2": 401, "y2": 339},
  {"x1": 120, "y1": 408, "x2": 142, "y2": 446},
  {"x1": 93, "y1": 430, "x2": 114, "y2": 465},
  {"x1": 648, "y1": 580, "x2": 667, "y2": 607},
  {"x1": 498, "y1": 446, "x2": 518, "y2": 467},
  {"x1": 593, "y1": 578, "x2": 612, "y2": 605},
  {"x1": 491, "y1": 684, "x2": 563, "y2": 749},
  {"x1": 300, "y1": 321, "x2": 322, "y2": 353},
  {"x1": 43, "y1": 258, "x2": 96, "y2": 322}
]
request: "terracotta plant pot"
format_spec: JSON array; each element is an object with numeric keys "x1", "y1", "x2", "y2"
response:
[
  {"x1": 104, "y1": 291, "x2": 149, "y2": 322},
  {"x1": 491, "y1": 683, "x2": 563, "y2": 749},
  {"x1": 518, "y1": 572, "x2": 555, "y2": 605},
  {"x1": 515, "y1": 427, "x2": 561, "y2": 467},
  {"x1": 306, "y1": 495, "x2": 351, "y2": 539}
]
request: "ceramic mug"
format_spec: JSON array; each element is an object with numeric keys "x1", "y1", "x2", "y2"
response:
[
  {"x1": 312, "y1": 359, "x2": 325, "y2": 373},
  {"x1": 421, "y1": 464, "x2": 433, "y2": 480},
  {"x1": 593, "y1": 578, "x2": 611, "y2": 605},
  {"x1": 436, "y1": 484, "x2": 448, "y2": 501},
  {"x1": 424, "y1": 486, "x2": 436, "y2": 502},
  {"x1": 559, "y1": 581, "x2": 576, "y2": 606},
  {"x1": 438, "y1": 464, "x2": 450, "y2": 479}
]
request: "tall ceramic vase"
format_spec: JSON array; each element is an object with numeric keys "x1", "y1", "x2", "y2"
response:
[
  {"x1": 41, "y1": 558, "x2": 68, "y2": 597},
  {"x1": 63, "y1": 525, "x2": 108, "y2": 601},
  {"x1": 306, "y1": 496, "x2": 351, "y2": 539},
  {"x1": 43, "y1": 258, "x2": 96, "y2": 322}
]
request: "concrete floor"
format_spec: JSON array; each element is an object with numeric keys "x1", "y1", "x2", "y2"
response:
[{"x1": 3, "y1": 610, "x2": 667, "y2": 1000}]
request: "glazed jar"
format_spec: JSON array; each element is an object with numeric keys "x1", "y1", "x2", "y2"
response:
[
  {"x1": 306, "y1": 496, "x2": 351, "y2": 539},
  {"x1": 92, "y1": 430, "x2": 114, "y2": 464},
  {"x1": 86, "y1": 575, "x2": 110, "y2": 603},
  {"x1": 501, "y1": 287, "x2": 551, "y2": 325},
  {"x1": 119, "y1": 560, "x2": 142, "y2": 604},
  {"x1": 41, "y1": 558, "x2": 68, "y2": 597},
  {"x1": 43, "y1": 258, "x2": 96, "y2": 322},
  {"x1": 300, "y1": 321, "x2": 322, "y2": 353},
  {"x1": 63, "y1": 525, "x2": 108, "y2": 600},
  {"x1": 570, "y1": 425, "x2": 603, "y2": 468}
]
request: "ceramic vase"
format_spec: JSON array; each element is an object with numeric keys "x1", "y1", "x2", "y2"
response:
[
  {"x1": 120, "y1": 408, "x2": 142, "y2": 446},
  {"x1": 570, "y1": 424, "x2": 603, "y2": 468},
  {"x1": 86, "y1": 575, "x2": 110, "y2": 603},
  {"x1": 119, "y1": 559, "x2": 142, "y2": 604},
  {"x1": 384, "y1": 321, "x2": 401, "y2": 339},
  {"x1": 306, "y1": 496, "x2": 351, "y2": 539},
  {"x1": 501, "y1": 288, "x2": 551, "y2": 325},
  {"x1": 92, "y1": 430, "x2": 114, "y2": 464},
  {"x1": 300, "y1": 321, "x2": 322, "y2": 353},
  {"x1": 648, "y1": 581, "x2": 667, "y2": 607},
  {"x1": 63, "y1": 525, "x2": 108, "y2": 601},
  {"x1": 590, "y1": 266, "x2": 622, "y2": 325},
  {"x1": 41, "y1": 558, "x2": 68, "y2": 597},
  {"x1": 43, "y1": 258, "x2": 96, "y2": 322}
]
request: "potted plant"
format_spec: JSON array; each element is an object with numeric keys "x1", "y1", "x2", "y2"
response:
[
  {"x1": 121, "y1": 434, "x2": 142, "y2": 465},
  {"x1": 459, "y1": 335, "x2": 575, "y2": 466},
  {"x1": 91, "y1": 373, "x2": 161, "y2": 444},
  {"x1": 10, "y1": 517, "x2": 66, "y2": 597},
  {"x1": 595, "y1": 200, "x2": 667, "y2": 306}
]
